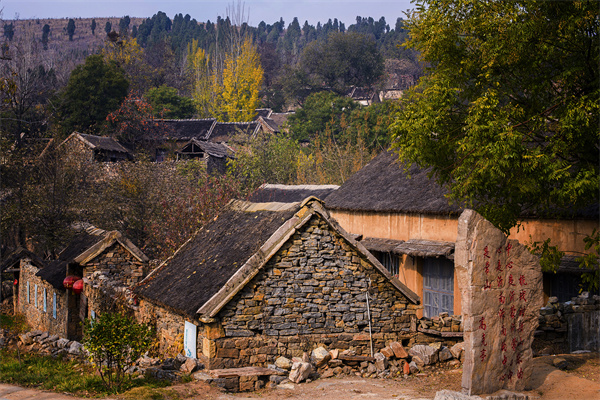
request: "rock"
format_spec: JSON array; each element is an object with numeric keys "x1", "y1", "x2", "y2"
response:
[
  {"x1": 192, "y1": 371, "x2": 213, "y2": 383},
  {"x1": 180, "y1": 357, "x2": 199, "y2": 373},
  {"x1": 429, "y1": 341, "x2": 443, "y2": 351},
  {"x1": 321, "y1": 369, "x2": 335, "y2": 379},
  {"x1": 552, "y1": 357, "x2": 569, "y2": 370},
  {"x1": 409, "y1": 361, "x2": 419, "y2": 374},
  {"x1": 176, "y1": 353, "x2": 187, "y2": 364},
  {"x1": 328, "y1": 359, "x2": 343, "y2": 368},
  {"x1": 161, "y1": 358, "x2": 178, "y2": 370},
  {"x1": 403, "y1": 360, "x2": 410, "y2": 375},
  {"x1": 380, "y1": 346, "x2": 395, "y2": 358},
  {"x1": 329, "y1": 349, "x2": 339, "y2": 360},
  {"x1": 311, "y1": 347, "x2": 331, "y2": 367},
  {"x1": 367, "y1": 363, "x2": 377, "y2": 374},
  {"x1": 408, "y1": 344, "x2": 439, "y2": 365},
  {"x1": 374, "y1": 352, "x2": 389, "y2": 371},
  {"x1": 434, "y1": 390, "x2": 484, "y2": 400},
  {"x1": 289, "y1": 362, "x2": 312, "y2": 383},
  {"x1": 275, "y1": 356, "x2": 293, "y2": 370},
  {"x1": 439, "y1": 347, "x2": 454, "y2": 362},
  {"x1": 270, "y1": 375, "x2": 287, "y2": 384},
  {"x1": 18, "y1": 334, "x2": 33, "y2": 345},
  {"x1": 390, "y1": 341, "x2": 409, "y2": 359},
  {"x1": 68, "y1": 341, "x2": 83, "y2": 355},
  {"x1": 302, "y1": 352, "x2": 310, "y2": 363},
  {"x1": 450, "y1": 342, "x2": 464, "y2": 360}
]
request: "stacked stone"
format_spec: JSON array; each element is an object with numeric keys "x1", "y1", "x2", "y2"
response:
[
  {"x1": 214, "y1": 216, "x2": 419, "y2": 369},
  {"x1": 84, "y1": 243, "x2": 147, "y2": 287},
  {"x1": 12, "y1": 330, "x2": 86, "y2": 358},
  {"x1": 534, "y1": 293, "x2": 600, "y2": 355}
]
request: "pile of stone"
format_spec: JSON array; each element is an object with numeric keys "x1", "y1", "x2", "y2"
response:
[
  {"x1": 262, "y1": 341, "x2": 465, "y2": 386},
  {"x1": 13, "y1": 330, "x2": 86, "y2": 358},
  {"x1": 136, "y1": 354, "x2": 205, "y2": 380},
  {"x1": 418, "y1": 312, "x2": 463, "y2": 334},
  {"x1": 534, "y1": 292, "x2": 600, "y2": 355}
]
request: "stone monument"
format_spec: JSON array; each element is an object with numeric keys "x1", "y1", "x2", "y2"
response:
[{"x1": 456, "y1": 210, "x2": 543, "y2": 395}]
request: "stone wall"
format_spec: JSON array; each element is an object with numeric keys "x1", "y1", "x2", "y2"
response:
[
  {"x1": 209, "y1": 215, "x2": 420, "y2": 369},
  {"x1": 17, "y1": 261, "x2": 68, "y2": 337},
  {"x1": 136, "y1": 299, "x2": 190, "y2": 358},
  {"x1": 534, "y1": 293, "x2": 600, "y2": 354},
  {"x1": 84, "y1": 243, "x2": 147, "y2": 287}
]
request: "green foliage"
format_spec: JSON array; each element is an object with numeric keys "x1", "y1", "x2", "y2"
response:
[
  {"x1": 0, "y1": 349, "x2": 169, "y2": 396},
  {"x1": 91, "y1": 19, "x2": 97, "y2": 35},
  {"x1": 145, "y1": 85, "x2": 195, "y2": 119},
  {"x1": 577, "y1": 230, "x2": 600, "y2": 294},
  {"x1": 82, "y1": 312, "x2": 155, "y2": 391},
  {"x1": 391, "y1": 0, "x2": 599, "y2": 234},
  {"x1": 105, "y1": 21, "x2": 112, "y2": 35},
  {"x1": 66, "y1": 19, "x2": 75, "y2": 41},
  {"x1": 58, "y1": 54, "x2": 129, "y2": 135}
]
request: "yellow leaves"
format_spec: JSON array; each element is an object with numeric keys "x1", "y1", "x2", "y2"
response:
[{"x1": 102, "y1": 37, "x2": 142, "y2": 68}]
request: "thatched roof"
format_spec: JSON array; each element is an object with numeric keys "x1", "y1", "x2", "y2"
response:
[
  {"x1": 207, "y1": 122, "x2": 260, "y2": 143},
  {"x1": 136, "y1": 203, "x2": 298, "y2": 317},
  {"x1": 248, "y1": 184, "x2": 339, "y2": 203},
  {"x1": 1, "y1": 247, "x2": 45, "y2": 272},
  {"x1": 70, "y1": 133, "x2": 131, "y2": 154},
  {"x1": 325, "y1": 150, "x2": 463, "y2": 215},
  {"x1": 35, "y1": 261, "x2": 68, "y2": 290},
  {"x1": 159, "y1": 119, "x2": 216, "y2": 141},
  {"x1": 136, "y1": 197, "x2": 419, "y2": 319},
  {"x1": 178, "y1": 139, "x2": 234, "y2": 159}
]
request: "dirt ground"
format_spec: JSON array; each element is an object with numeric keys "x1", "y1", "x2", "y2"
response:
[{"x1": 151, "y1": 352, "x2": 600, "y2": 400}]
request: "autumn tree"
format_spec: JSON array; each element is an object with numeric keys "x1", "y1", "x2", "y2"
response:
[
  {"x1": 66, "y1": 18, "x2": 76, "y2": 41},
  {"x1": 390, "y1": 0, "x2": 599, "y2": 233}
]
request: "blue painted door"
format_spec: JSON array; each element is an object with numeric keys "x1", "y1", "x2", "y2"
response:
[{"x1": 423, "y1": 258, "x2": 454, "y2": 318}]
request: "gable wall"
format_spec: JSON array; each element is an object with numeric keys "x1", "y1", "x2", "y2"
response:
[
  {"x1": 83, "y1": 242, "x2": 147, "y2": 287},
  {"x1": 17, "y1": 262, "x2": 68, "y2": 337},
  {"x1": 208, "y1": 214, "x2": 420, "y2": 369}
]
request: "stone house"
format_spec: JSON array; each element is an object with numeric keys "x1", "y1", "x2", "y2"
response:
[
  {"x1": 324, "y1": 150, "x2": 599, "y2": 317},
  {"x1": 8, "y1": 225, "x2": 149, "y2": 339},
  {"x1": 135, "y1": 197, "x2": 420, "y2": 369},
  {"x1": 59, "y1": 132, "x2": 132, "y2": 162},
  {"x1": 176, "y1": 139, "x2": 234, "y2": 175}
]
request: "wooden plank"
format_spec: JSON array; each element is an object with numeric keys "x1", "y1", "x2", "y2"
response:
[
  {"x1": 208, "y1": 367, "x2": 284, "y2": 378},
  {"x1": 338, "y1": 355, "x2": 376, "y2": 362},
  {"x1": 418, "y1": 327, "x2": 463, "y2": 338}
]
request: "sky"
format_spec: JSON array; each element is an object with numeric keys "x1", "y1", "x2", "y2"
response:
[{"x1": 2, "y1": 0, "x2": 417, "y2": 27}]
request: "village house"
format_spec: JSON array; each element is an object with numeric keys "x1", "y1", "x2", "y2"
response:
[
  {"x1": 58, "y1": 132, "x2": 132, "y2": 162},
  {"x1": 134, "y1": 196, "x2": 420, "y2": 369},
  {"x1": 176, "y1": 139, "x2": 234, "y2": 175},
  {"x1": 5, "y1": 225, "x2": 149, "y2": 340},
  {"x1": 324, "y1": 150, "x2": 599, "y2": 317}
]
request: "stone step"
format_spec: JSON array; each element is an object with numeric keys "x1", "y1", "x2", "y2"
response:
[{"x1": 207, "y1": 366, "x2": 285, "y2": 378}]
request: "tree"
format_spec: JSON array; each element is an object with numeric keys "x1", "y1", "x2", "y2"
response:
[
  {"x1": 83, "y1": 312, "x2": 154, "y2": 391},
  {"x1": 41, "y1": 24, "x2": 50, "y2": 50},
  {"x1": 119, "y1": 16, "x2": 131, "y2": 36},
  {"x1": 91, "y1": 19, "x2": 97, "y2": 35},
  {"x1": 391, "y1": 0, "x2": 599, "y2": 234},
  {"x1": 145, "y1": 85, "x2": 195, "y2": 119},
  {"x1": 298, "y1": 31, "x2": 384, "y2": 93},
  {"x1": 58, "y1": 54, "x2": 129, "y2": 135},
  {"x1": 105, "y1": 21, "x2": 112, "y2": 35},
  {"x1": 3, "y1": 23, "x2": 14, "y2": 41},
  {"x1": 66, "y1": 18, "x2": 76, "y2": 41}
]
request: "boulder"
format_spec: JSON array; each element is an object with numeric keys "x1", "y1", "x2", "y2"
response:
[
  {"x1": 450, "y1": 342, "x2": 464, "y2": 360},
  {"x1": 380, "y1": 346, "x2": 395, "y2": 358},
  {"x1": 275, "y1": 356, "x2": 293, "y2": 370},
  {"x1": 289, "y1": 362, "x2": 312, "y2": 383},
  {"x1": 67, "y1": 341, "x2": 83, "y2": 355},
  {"x1": 390, "y1": 341, "x2": 409, "y2": 359},
  {"x1": 439, "y1": 347, "x2": 454, "y2": 362},
  {"x1": 18, "y1": 334, "x2": 33, "y2": 346},
  {"x1": 403, "y1": 360, "x2": 410, "y2": 375},
  {"x1": 408, "y1": 344, "x2": 439, "y2": 365},
  {"x1": 311, "y1": 347, "x2": 331, "y2": 367},
  {"x1": 374, "y1": 352, "x2": 388, "y2": 371},
  {"x1": 180, "y1": 357, "x2": 199, "y2": 373},
  {"x1": 329, "y1": 349, "x2": 339, "y2": 360},
  {"x1": 409, "y1": 361, "x2": 419, "y2": 374}
]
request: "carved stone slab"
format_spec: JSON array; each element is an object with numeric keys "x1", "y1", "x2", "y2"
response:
[{"x1": 455, "y1": 210, "x2": 543, "y2": 395}]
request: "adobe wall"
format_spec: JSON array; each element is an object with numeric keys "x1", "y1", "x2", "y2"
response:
[
  {"x1": 17, "y1": 261, "x2": 68, "y2": 337},
  {"x1": 207, "y1": 215, "x2": 421, "y2": 369}
]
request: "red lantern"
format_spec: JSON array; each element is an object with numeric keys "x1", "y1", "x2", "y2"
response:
[
  {"x1": 13, "y1": 279, "x2": 18, "y2": 286},
  {"x1": 72, "y1": 279, "x2": 84, "y2": 295},
  {"x1": 63, "y1": 275, "x2": 79, "y2": 289}
]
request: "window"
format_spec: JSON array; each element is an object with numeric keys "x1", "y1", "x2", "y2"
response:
[
  {"x1": 34, "y1": 284, "x2": 38, "y2": 307},
  {"x1": 26, "y1": 281, "x2": 30, "y2": 303},
  {"x1": 423, "y1": 257, "x2": 454, "y2": 318},
  {"x1": 374, "y1": 251, "x2": 400, "y2": 276},
  {"x1": 53, "y1": 293, "x2": 57, "y2": 319},
  {"x1": 43, "y1": 288, "x2": 47, "y2": 312}
]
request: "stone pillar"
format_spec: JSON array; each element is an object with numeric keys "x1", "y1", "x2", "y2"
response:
[{"x1": 456, "y1": 210, "x2": 542, "y2": 395}]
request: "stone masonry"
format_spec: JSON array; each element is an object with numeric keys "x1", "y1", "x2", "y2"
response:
[{"x1": 207, "y1": 215, "x2": 420, "y2": 369}]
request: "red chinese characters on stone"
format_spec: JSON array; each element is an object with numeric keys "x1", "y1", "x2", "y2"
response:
[
  {"x1": 501, "y1": 341, "x2": 507, "y2": 352},
  {"x1": 519, "y1": 275, "x2": 527, "y2": 286},
  {"x1": 508, "y1": 274, "x2": 516, "y2": 286},
  {"x1": 497, "y1": 275, "x2": 504, "y2": 287},
  {"x1": 499, "y1": 308, "x2": 505, "y2": 319},
  {"x1": 501, "y1": 326, "x2": 507, "y2": 336},
  {"x1": 479, "y1": 317, "x2": 487, "y2": 330},
  {"x1": 505, "y1": 242, "x2": 512, "y2": 257},
  {"x1": 499, "y1": 293, "x2": 506, "y2": 304},
  {"x1": 512, "y1": 337, "x2": 518, "y2": 351},
  {"x1": 484, "y1": 246, "x2": 491, "y2": 258},
  {"x1": 482, "y1": 333, "x2": 487, "y2": 346},
  {"x1": 517, "y1": 368, "x2": 524, "y2": 380},
  {"x1": 519, "y1": 290, "x2": 527, "y2": 301},
  {"x1": 502, "y1": 355, "x2": 508, "y2": 365},
  {"x1": 485, "y1": 261, "x2": 490, "y2": 274},
  {"x1": 480, "y1": 348, "x2": 487, "y2": 362},
  {"x1": 510, "y1": 305, "x2": 517, "y2": 319},
  {"x1": 506, "y1": 261, "x2": 514, "y2": 269},
  {"x1": 496, "y1": 259, "x2": 503, "y2": 272},
  {"x1": 509, "y1": 290, "x2": 516, "y2": 302},
  {"x1": 484, "y1": 279, "x2": 492, "y2": 290}
]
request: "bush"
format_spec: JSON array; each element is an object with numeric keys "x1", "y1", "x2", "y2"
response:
[{"x1": 82, "y1": 312, "x2": 154, "y2": 391}]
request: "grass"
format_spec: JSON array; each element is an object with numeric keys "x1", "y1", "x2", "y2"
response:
[{"x1": 0, "y1": 349, "x2": 172, "y2": 397}]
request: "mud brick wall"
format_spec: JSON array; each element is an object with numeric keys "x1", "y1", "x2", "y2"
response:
[
  {"x1": 18, "y1": 262, "x2": 68, "y2": 337},
  {"x1": 212, "y1": 216, "x2": 419, "y2": 369},
  {"x1": 84, "y1": 243, "x2": 147, "y2": 286}
]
